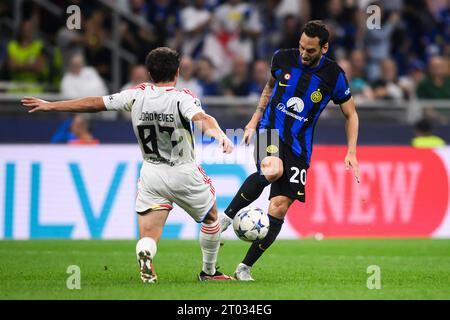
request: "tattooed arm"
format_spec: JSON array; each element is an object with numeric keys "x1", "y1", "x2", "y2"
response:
[{"x1": 242, "y1": 76, "x2": 276, "y2": 145}]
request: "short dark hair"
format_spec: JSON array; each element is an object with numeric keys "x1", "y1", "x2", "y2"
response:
[
  {"x1": 302, "y1": 20, "x2": 329, "y2": 47},
  {"x1": 415, "y1": 118, "x2": 432, "y2": 133},
  {"x1": 145, "y1": 47, "x2": 181, "y2": 83}
]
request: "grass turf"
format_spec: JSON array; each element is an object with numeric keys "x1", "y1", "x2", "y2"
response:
[{"x1": 0, "y1": 239, "x2": 449, "y2": 300}]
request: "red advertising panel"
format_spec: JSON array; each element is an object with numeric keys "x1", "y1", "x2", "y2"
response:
[{"x1": 287, "y1": 147, "x2": 449, "y2": 237}]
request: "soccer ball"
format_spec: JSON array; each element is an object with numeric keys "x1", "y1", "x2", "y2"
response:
[{"x1": 233, "y1": 207, "x2": 270, "y2": 242}]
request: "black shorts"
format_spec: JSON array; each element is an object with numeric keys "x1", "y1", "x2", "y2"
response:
[{"x1": 254, "y1": 129, "x2": 309, "y2": 202}]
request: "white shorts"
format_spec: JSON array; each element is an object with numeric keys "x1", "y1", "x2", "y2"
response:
[{"x1": 136, "y1": 161, "x2": 216, "y2": 222}]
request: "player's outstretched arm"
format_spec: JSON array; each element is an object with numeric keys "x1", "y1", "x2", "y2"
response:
[
  {"x1": 21, "y1": 96, "x2": 106, "y2": 113},
  {"x1": 191, "y1": 112, "x2": 233, "y2": 154},
  {"x1": 243, "y1": 75, "x2": 276, "y2": 145},
  {"x1": 340, "y1": 97, "x2": 360, "y2": 183}
]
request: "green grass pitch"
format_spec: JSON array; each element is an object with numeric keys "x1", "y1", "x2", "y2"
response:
[{"x1": 0, "y1": 239, "x2": 449, "y2": 300}]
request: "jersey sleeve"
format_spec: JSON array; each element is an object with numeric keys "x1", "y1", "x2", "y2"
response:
[
  {"x1": 178, "y1": 94, "x2": 205, "y2": 121},
  {"x1": 102, "y1": 89, "x2": 136, "y2": 112},
  {"x1": 270, "y1": 49, "x2": 283, "y2": 78},
  {"x1": 332, "y1": 71, "x2": 352, "y2": 105}
]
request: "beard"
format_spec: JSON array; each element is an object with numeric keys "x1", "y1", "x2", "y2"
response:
[{"x1": 301, "y1": 54, "x2": 322, "y2": 67}]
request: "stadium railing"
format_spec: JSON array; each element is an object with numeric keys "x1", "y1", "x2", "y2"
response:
[{"x1": 1, "y1": 91, "x2": 449, "y2": 124}]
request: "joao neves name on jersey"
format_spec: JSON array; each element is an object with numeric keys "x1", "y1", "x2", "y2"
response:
[{"x1": 139, "y1": 111, "x2": 174, "y2": 122}]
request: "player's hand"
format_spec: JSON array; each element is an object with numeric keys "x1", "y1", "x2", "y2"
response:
[
  {"x1": 345, "y1": 152, "x2": 360, "y2": 183},
  {"x1": 242, "y1": 123, "x2": 257, "y2": 146},
  {"x1": 219, "y1": 135, "x2": 233, "y2": 154},
  {"x1": 21, "y1": 96, "x2": 52, "y2": 113}
]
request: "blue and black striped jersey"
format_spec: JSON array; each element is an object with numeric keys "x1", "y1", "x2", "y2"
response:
[{"x1": 259, "y1": 49, "x2": 352, "y2": 165}]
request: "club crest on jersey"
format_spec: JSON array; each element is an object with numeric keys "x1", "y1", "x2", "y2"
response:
[
  {"x1": 284, "y1": 73, "x2": 291, "y2": 80},
  {"x1": 266, "y1": 145, "x2": 279, "y2": 154},
  {"x1": 286, "y1": 97, "x2": 304, "y2": 113},
  {"x1": 310, "y1": 89, "x2": 322, "y2": 103}
]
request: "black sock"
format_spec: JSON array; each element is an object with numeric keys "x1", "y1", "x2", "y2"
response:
[
  {"x1": 224, "y1": 172, "x2": 270, "y2": 219},
  {"x1": 242, "y1": 215, "x2": 284, "y2": 267}
]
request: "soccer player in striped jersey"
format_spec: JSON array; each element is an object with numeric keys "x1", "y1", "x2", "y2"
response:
[{"x1": 221, "y1": 21, "x2": 361, "y2": 281}]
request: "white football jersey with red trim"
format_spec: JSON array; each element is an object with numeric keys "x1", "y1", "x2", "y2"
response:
[{"x1": 103, "y1": 83, "x2": 204, "y2": 165}]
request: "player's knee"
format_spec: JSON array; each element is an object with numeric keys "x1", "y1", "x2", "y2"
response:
[
  {"x1": 269, "y1": 197, "x2": 292, "y2": 218},
  {"x1": 202, "y1": 205, "x2": 218, "y2": 224},
  {"x1": 261, "y1": 157, "x2": 283, "y2": 183}
]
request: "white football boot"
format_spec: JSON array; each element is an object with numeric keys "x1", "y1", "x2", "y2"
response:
[
  {"x1": 220, "y1": 214, "x2": 233, "y2": 233},
  {"x1": 234, "y1": 263, "x2": 254, "y2": 281},
  {"x1": 138, "y1": 250, "x2": 157, "y2": 283}
]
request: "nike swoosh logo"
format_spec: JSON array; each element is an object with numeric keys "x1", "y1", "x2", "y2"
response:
[
  {"x1": 297, "y1": 192, "x2": 304, "y2": 196},
  {"x1": 258, "y1": 244, "x2": 266, "y2": 251},
  {"x1": 241, "y1": 193, "x2": 250, "y2": 201},
  {"x1": 278, "y1": 82, "x2": 291, "y2": 87}
]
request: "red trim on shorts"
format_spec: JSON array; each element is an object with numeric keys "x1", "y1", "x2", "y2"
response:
[
  {"x1": 158, "y1": 204, "x2": 173, "y2": 210},
  {"x1": 197, "y1": 165, "x2": 215, "y2": 196}
]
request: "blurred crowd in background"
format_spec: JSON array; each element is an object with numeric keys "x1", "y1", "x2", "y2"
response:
[{"x1": 0, "y1": 0, "x2": 449, "y2": 132}]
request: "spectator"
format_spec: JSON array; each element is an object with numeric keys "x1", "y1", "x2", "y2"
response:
[
  {"x1": 147, "y1": 0, "x2": 182, "y2": 50},
  {"x1": 61, "y1": 53, "x2": 108, "y2": 98},
  {"x1": 68, "y1": 115, "x2": 100, "y2": 145},
  {"x1": 176, "y1": 56, "x2": 203, "y2": 97},
  {"x1": 83, "y1": 10, "x2": 111, "y2": 81},
  {"x1": 399, "y1": 59, "x2": 426, "y2": 98},
  {"x1": 350, "y1": 49, "x2": 369, "y2": 83},
  {"x1": 363, "y1": 4, "x2": 400, "y2": 81},
  {"x1": 411, "y1": 118, "x2": 446, "y2": 148},
  {"x1": 324, "y1": 0, "x2": 359, "y2": 57},
  {"x1": 222, "y1": 56, "x2": 251, "y2": 96},
  {"x1": 203, "y1": 0, "x2": 263, "y2": 77},
  {"x1": 120, "y1": 0, "x2": 158, "y2": 63},
  {"x1": 372, "y1": 58, "x2": 406, "y2": 101},
  {"x1": 277, "y1": 14, "x2": 302, "y2": 50},
  {"x1": 6, "y1": 20, "x2": 47, "y2": 92},
  {"x1": 121, "y1": 64, "x2": 150, "y2": 91},
  {"x1": 416, "y1": 55, "x2": 450, "y2": 123},
  {"x1": 180, "y1": 0, "x2": 212, "y2": 58},
  {"x1": 273, "y1": 0, "x2": 310, "y2": 23},
  {"x1": 338, "y1": 58, "x2": 374, "y2": 103},
  {"x1": 417, "y1": 56, "x2": 450, "y2": 99},
  {"x1": 249, "y1": 59, "x2": 269, "y2": 98},
  {"x1": 197, "y1": 57, "x2": 222, "y2": 96}
]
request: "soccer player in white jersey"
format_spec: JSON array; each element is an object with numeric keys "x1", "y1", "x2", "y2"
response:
[{"x1": 21, "y1": 47, "x2": 235, "y2": 283}]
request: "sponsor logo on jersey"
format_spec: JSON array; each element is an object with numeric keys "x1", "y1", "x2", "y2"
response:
[
  {"x1": 278, "y1": 81, "x2": 291, "y2": 87},
  {"x1": 310, "y1": 89, "x2": 322, "y2": 103},
  {"x1": 276, "y1": 103, "x2": 308, "y2": 122},
  {"x1": 287, "y1": 97, "x2": 304, "y2": 113}
]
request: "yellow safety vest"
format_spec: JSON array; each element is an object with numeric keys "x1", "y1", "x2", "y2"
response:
[
  {"x1": 411, "y1": 135, "x2": 446, "y2": 148},
  {"x1": 7, "y1": 40, "x2": 47, "y2": 92}
]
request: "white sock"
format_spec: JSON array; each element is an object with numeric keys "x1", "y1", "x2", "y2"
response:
[
  {"x1": 136, "y1": 237, "x2": 157, "y2": 259},
  {"x1": 199, "y1": 220, "x2": 221, "y2": 275}
]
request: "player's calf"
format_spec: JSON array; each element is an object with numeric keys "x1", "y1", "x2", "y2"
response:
[{"x1": 199, "y1": 208, "x2": 234, "y2": 280}]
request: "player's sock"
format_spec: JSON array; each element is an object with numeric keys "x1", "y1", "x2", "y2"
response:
[
  {"x1": 136, "y1": 237, "x2": 157, "y2": 259},
  {"x1": 199, "y1": 220, "x2": 221, "y2": 275},
  {"x1": 242, "y1": 215, "x2": 284, "y2": 267},
  {"x1": 224, "y1": 172, "x2": 270, "y2": 219}
]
